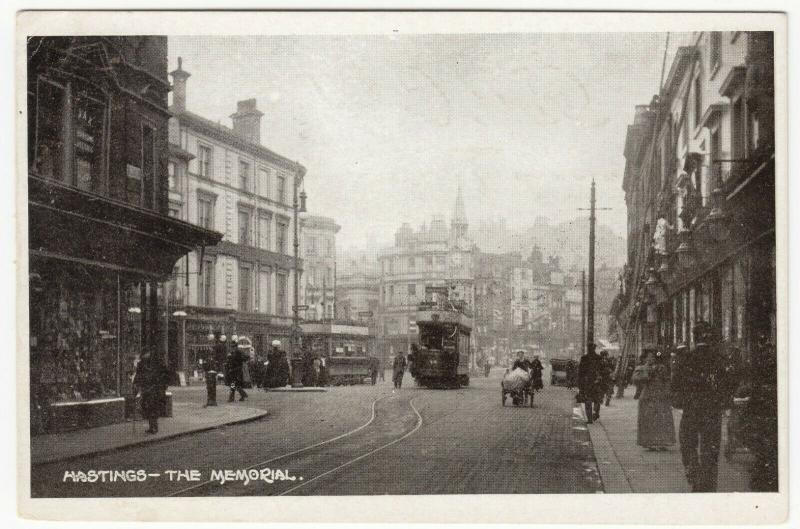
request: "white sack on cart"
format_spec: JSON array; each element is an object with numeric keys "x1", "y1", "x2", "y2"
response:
[{"x1": 502, "y1": 368, "x2": 531, "y2": 391}]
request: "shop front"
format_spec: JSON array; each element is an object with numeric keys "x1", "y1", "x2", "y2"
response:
[
  {"x1": 650, "y1": 151, "x2": 775, "y2": 389},
  {"x1": 28, "y1": 177, "x2": 221, "y2": 434}
]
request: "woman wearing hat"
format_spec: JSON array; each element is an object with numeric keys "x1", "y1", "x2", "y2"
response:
[{"x1": 634, "y1": 349, "x2": 676, "y2": 450}]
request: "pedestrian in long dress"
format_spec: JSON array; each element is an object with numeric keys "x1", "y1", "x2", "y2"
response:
[
  {"x1": 635, "y1": 350, "x2": 676, "y2": 450},
  {"x1": 529, "y1": 356, "x2": 544, "y2": 391}
]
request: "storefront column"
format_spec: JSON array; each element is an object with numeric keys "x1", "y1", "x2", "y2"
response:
[
  {"x1": 149, "y1": 280, "x2": 159, "y2": 357},
  {"x1": 116, "y1": 274, "x2": 122, "y2": 396},
  {"x1": 139, "y1": 282, "x2": 147, "y2": 357}
]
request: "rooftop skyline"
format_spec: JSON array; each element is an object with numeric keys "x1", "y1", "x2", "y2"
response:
[{"x1": 168, "y1": 33, "x2": 692, "y2": 251}]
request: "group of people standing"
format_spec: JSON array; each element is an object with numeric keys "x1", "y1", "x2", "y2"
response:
[
  {"x1": 220, "y1": 338, "x2": 290, "y2": 399},
  {"x1": 578, "y1": 321, "x2": 774, "y2": 493},
  {"x1": 201, "y1": 338, "x2": 292, "y2": 396}
]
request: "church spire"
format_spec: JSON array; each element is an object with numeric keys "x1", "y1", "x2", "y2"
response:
[{"x1": 451, "y1": 185, "x2": 468, "y2": 238}]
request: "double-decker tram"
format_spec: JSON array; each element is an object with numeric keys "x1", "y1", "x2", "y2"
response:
[{"x1": 409, "y1": 292, "x2": 472, "y2": 388}]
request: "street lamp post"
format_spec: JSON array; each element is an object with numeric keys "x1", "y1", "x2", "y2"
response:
[
  {"x1": 173, "y1": 310, "x2": 187, "y2": 385},
  {"x1": 291, "y1": 164, "x2": 307, "y2": 387},
  {"x1": 128, "y1": 307, "x2": 142, "y2": 360}
]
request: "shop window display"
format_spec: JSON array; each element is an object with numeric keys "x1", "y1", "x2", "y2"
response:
[{"x1": 30, "y1": 269, "x2": 141, "y2": 405}]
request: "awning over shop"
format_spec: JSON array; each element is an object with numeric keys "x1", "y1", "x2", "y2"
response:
[{"x1": 28, "y1": 175, "x2": 222, "y2": 278}]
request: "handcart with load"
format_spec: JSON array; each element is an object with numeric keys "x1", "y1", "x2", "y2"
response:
[{"x1": 501, "y1": 367, "x2": 534, "y2": 407}]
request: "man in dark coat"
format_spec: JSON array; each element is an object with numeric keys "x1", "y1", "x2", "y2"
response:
[
  {"x1": 134, "y1": 352, "x2": 170, "y2": 434},
  {"x1": 369, "y1": 356, "x2": 379, "y2": 385},
  {"x1": 578, "y1": 344, "x2": 604, "y2": 423},
  {"x1": 301, "y1": 348, "x2": 315, "y2": 387},
  {"x1": 672, "y1": 321, "x2": 738, "y2": 492},
  {"x1": 743, "y1": 335, "x2": 777, "y2": 491},
  {"x1": 511, "y1": 351, "x2": 528, "y2": 372},
  {"x1": 392, "y1": 353, "x2": 407, "y2": 390},
  {"x1": 225, "y1": 340, "x2": 248, "y2": 402}
]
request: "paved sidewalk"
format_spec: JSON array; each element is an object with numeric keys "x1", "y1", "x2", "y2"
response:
[
  {"x1": 31, "y1": 399, "x2": 268, "y2": 466},
  {"x1": 583, "y1": 391, "x2": 752, "y2": 493},
  {"x1": 266, "y1": 386, "x2": 327, "y2": 392}
]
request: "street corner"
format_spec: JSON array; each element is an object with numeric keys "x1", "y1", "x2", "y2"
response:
[{"x1": 32, "y1": 402, "x2": 270, "y2": 466}]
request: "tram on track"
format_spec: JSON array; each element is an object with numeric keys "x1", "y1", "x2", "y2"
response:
[
  {"x1": 409, "y1": 290, "x2": 472, "y2": 388},
  {"x1": 301, "y1": 321, "x2": 373, "y2": 385}
]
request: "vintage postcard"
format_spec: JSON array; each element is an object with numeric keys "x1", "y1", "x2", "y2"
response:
[{"x1": 15, "y1": 10, "x2": 788, "y2": 525}]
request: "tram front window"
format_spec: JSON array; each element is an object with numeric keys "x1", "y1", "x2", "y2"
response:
[
  {"x1": 418, "y1": 326, "x2": 438, "y2": 349},
  {"x1": 419, "y1": 324, "x2": 457, "y2": 351}
]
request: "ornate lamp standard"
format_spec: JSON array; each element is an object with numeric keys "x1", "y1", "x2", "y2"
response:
[
  {"x1": 291, "y1": 164, "x2": 307, "y2": 387},
  {"x1": 172, "y1": 310, "x2": 187, "y2": 385}
]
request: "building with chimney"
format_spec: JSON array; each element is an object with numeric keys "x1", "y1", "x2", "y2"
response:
[
  {"x1": 300, "y1": 215, "x2": 340, "y2": 321},
  {"x1": 376, "y1": 188, "x2": 476, "y2": 359},
  {"x1": 165, "y1": 58, "x2": 307, "y2": 361}
]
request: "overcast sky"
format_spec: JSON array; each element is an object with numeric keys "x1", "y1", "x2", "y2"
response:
[{"x1": 169, "y1": 33, "x2": 690, "y2": 252}]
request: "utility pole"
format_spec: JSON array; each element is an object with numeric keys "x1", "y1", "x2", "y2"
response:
[
  {"x1": 588, "y1": 181, "x2": 596, "y2": 351},
  {"x1": 578, "y1": 180, "x2": 611, "y2": 354},
  {"x1": 581, "y1": 270, "x2": 586, "y2": 357}
]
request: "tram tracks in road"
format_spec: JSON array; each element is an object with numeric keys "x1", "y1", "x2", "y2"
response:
[
  {"x1": 278, "y1": 397, "x2": 423, "y2": 495},
  {"x1": 168, "y1": 393, "x2": 423, "y2": 497}
]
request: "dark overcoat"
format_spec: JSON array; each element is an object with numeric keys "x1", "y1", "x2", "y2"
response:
[{"x1": 135, "y1": 355, "x2": 169, "y2": 419}]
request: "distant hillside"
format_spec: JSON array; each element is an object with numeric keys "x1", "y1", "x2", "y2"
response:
[{"x1": 471, "y1": 216, "x2": 626, "y2": 270}]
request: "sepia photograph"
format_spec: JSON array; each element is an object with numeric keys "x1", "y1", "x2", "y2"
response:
[{"x1": 15, "y1": 9, "x2": 789, "y2": 525}]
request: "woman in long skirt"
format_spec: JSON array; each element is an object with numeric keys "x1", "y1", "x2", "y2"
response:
[{"x1": 635, "y1": 350, "x2": 676, "y2": 450}]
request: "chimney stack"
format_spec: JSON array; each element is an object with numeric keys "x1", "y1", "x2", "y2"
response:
[
  {"x1": 230, "y1": 98, "x2": 264, "y2": 144},
  {"x1": 169, "y1": 57, "x2": 191, "y2": 113}
]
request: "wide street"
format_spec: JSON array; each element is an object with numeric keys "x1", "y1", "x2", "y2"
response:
[{"x1": 31, "y1": 368, "x2": 601, "y2": 497}]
